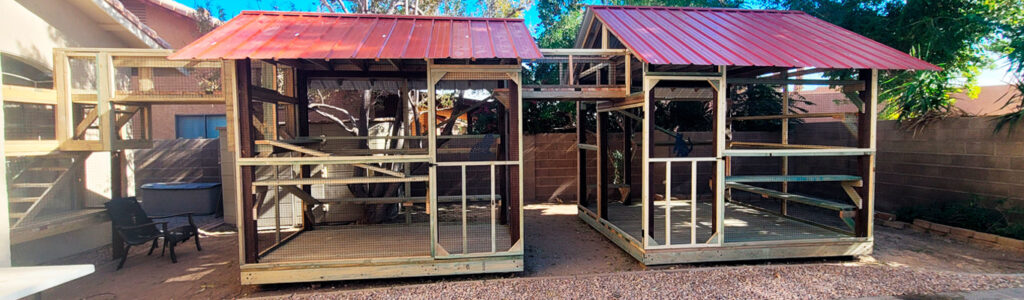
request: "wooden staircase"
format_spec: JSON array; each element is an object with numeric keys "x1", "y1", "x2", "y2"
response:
[{"x1": 7, "y1": 155, "x2": 80, "y2": 227}]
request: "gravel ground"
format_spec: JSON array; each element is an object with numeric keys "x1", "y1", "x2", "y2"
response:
[
  {"x1": 262, "y1": 264, "x2": 1024, "y2": 300},
  {"x1": 42, "y1": 205, "x2": 1024, "y2": 299}
]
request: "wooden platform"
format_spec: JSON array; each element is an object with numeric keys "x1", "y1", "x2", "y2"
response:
[
  {"x1": 579, "y1": 200, "x2": 871, "y2": 265},
  {"x1": 602, "y1": 200, "x2": 848, "y2": 244},
  {"x1": 260, "y1": 224, "x2": 513, "y2": 263},
  {"x1": 246, "y1": 224, "x2": 521, "y2": 284}
]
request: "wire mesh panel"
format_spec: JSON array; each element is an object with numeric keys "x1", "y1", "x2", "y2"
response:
[
  {"x1": 725, "y1": 155, "x2": 860, "y2": 243},
  {"x1": 647, "y1": 159, "x2": 717, "y2": 248},
  {"x1": 112, "y1": 57, "x2": 224, "y2": 102},
  {"x1": 4, "y1": 102, "x2": 55, "y2": 140},
  {"x1": 435, "y1": 165, "x2": 513, "y2": 255},
  {"x1": 248, "y1": 156, "x2": 433, "y2": 263},
  {"x1": 431, "y1": 71, "x2": 522, "y2": 256}
]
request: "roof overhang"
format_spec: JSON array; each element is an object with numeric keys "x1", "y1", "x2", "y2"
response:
[
  {"x1": 578, "y1": 5, "x2": 940, "y2": 71},
  {"x1": 67, "y1": 0, "x2": 172, "y2": 49},
  {"x1": 169, "y1": 11, "x2": 542, "y2": 60}
]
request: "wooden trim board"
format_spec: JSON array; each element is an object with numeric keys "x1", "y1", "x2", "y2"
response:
[{"x1": 240, "y1": 255, "x2": 522, "y2": 285}]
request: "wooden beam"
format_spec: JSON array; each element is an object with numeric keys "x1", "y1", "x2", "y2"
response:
[
  {"x1": 727, "y1": 78, "x2": 863, "y2": 85},
  {"x1": 728, "y1": 142, "x2": 847, "y2": 150},
  {"x1": 521, "y1": 87, "x2": 627, "y2": 100},
  {"x1": 728, "y1": 112, "x2": 853, "y2": 121},
  {"x1": 252, "y1": 87, "x2": 297, "y2": 104},
  {"x1": 539, "y1": 49, "x2": 630, "y2": 56},
  {"x1": 1, "y1": 86, "x2": 56, "y2": 105}
]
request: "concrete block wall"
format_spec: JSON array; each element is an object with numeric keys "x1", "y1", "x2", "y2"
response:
[
  {"x1": 875, "y1": 118, "x2": 1024, "y2": 213},
  {"x1": 523, "y1": 118, "x2": 1024, "y2": 218}
]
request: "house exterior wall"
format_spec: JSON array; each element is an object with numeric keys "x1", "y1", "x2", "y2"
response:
[
  {"x1": 150, "y1": 104, "x2": 226, "y2": 140},
  {"x1": 122, "y1": 0, "x2": 205, "y2": 49},
  {"x1": 0, "y1": 0, "x2": 131, "y2": 69}
]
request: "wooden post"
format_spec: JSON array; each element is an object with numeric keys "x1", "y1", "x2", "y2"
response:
[
  {"x1": 640, "y1": 67, "x2": 650, "y2": 247},
  {"x1": 236, "y1": 59, "x2": 258, "y2": 263},
  {"x1": 97, "y1": 53, "x2": 114, "y2": 150},
  {"x1": 577, "y1": 102, "x2": 588, "y2": 207},
  {"x1": 427, "y1": 62, "x2": 438, "y2": 257},
  {"x1": 780, "y1": 70, "x2": 789, "y2": 215},
  {"x1": 712, "y1": 66, "x2": 727, "y2": 243},
  {"x1": 645, "y1": 88, "x2": 655, "y2": 235},
  {"x1": 622, "y1": 110, "x2": 633, "y2": 205},
  {"x1": 295, "y1": 70, "x2": 315, "y2": 230},
  {"x1": 110, "y1": 150, "x2": 124, "y2": 260},
  {"x1": 855, "y1": 69, "x2": 877, "y2": 238},
  {"x1": 498, "y1": 101, "x2": 509, "y2": 226},
  {"x1": 596, "y1": 111, "x2": 609, "y2": 219}
]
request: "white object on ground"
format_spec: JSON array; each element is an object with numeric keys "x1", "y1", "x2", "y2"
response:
[{"x1": 0, "y1": 264, "x2": 94, "y2": 300}]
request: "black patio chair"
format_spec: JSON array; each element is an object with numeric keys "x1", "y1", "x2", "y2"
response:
[{"x1": 104, "y1": 197, "x2": 202, "y2": 270}]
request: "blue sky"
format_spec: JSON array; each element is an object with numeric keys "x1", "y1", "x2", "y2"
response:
[{"x1": 174, "y1": 0, "x2": 1015, "y2": 86}]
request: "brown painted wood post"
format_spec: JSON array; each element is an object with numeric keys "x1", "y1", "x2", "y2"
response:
[
  {"x1": 236, "y1": 59, "x2": 258, "y2": 263},
  {"x1": 110, "y1": 150, "x2": 124, "y2": 260},
  {"x1": 577, "y1": 102, "x2": 588, "y2": 207},
  {"x1": 597, "y1": 111, "x2": 609, "y2": 219},
  {"x1": 622, "y1": 110, "x2": 633, "y2": 205},
  {"x1": 507, "y1": 79, "x2": 521, "y2": 242},
  {"x1": 295, "y1": 70, "x2": 315, "y2": 230},
  {"x1": 855, "y1": 69, "x2": 875, "y2": 237}
]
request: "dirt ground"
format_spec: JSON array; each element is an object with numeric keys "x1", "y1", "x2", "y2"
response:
[{"x1": 42, "y1": 204, "x2": 1024, "y2": 299}]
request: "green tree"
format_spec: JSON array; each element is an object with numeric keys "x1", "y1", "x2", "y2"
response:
[{"x1": 766, "y1": 0, "x2": 1024, "y2": 130}]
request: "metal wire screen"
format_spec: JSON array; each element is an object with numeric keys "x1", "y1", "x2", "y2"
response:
[
  {"x1": 436, "y1": 165, "x2": 513, "y2": 255},
  {"x1": 4, "y1": 103, "x2": 55, "y2": 140},
  {"x1": 112, "y1": 57, "x2": 224, "y2": 101}
]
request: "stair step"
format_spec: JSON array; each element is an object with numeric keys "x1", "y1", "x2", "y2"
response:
[
  {"x1": 9, "y1": 212, "x2": 26, "y2": 219},
  {"x1": 9, "y1": 197, "x2": 40, "y2": 203},
  {"x1": 11, "y1": 183, "x2": 51, "y2": 188}
]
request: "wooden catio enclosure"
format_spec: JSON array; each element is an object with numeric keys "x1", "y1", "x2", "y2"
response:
[
  {"x1": 170, "y1": 12, "x2": 538, "y2": 284},
  {"x1": 161, "y1": 6, "x2": 941, "y2": 285},
  {"x1": 5, "y1": 48, "x2": 230, "y2": 263},
  {"x1": 562, "y1": 6, "x2": 939, "y2": 265}
]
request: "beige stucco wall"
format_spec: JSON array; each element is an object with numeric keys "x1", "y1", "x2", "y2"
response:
[
  {"x1": 130, "y1": 0, "x2": 204, "y2": 49},
  {"x1": 1, "y1": 0, "x2": 159, "y2": 265},
  {"x1": 0, "y1": 0, "x2": 135, "y2": 70}
]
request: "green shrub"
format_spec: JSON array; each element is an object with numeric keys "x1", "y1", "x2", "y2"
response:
[{"x1": 895, "y1": 195, "x2": 1024, "y2": 240}]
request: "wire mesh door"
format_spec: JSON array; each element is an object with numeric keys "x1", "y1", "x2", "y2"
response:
[{"x1": 428, "y1": 66, "x2": 522, "y2": 258}]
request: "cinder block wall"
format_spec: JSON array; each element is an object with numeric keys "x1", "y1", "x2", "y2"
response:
[
  {"x1": 524, "y1": 118, "x2": 1024, "y2": 216},
  {"x1": 875, "y1": 118, "x2": 1024, "y2": 213}
]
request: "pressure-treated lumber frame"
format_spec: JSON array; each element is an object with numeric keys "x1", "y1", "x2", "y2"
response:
[
  {"x1": 228, "y1": 59, "x2": 525, "y2": 285},
  {"x1": 570, "y1": 20, "x2": 878, "y2": 264}
]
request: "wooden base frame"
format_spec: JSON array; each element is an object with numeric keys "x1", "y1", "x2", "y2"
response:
[
  {"x1": 577, "y1": 206, "x2": 871, "y2": 265},
  {"x1": 240, "y1": 254, "x2": 523, "y2": 285}
]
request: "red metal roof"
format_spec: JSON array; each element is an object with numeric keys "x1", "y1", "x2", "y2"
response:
[
  {"x1": 169, "y1": 11, "x2": 542, "y2": 60},
  {"x1": 590, "y1": 6, "x2": 940, "y2": 70}
]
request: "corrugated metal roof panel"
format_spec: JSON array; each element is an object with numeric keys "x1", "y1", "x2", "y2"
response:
[
  {"x1": 169, "y1": 11, "x2": 542, "y2": 60},
  {"x1": 590, "y1": 6, "x2": 940, "y2": 70}
]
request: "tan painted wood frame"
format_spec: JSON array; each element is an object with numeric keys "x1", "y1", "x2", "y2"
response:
[
  {"x1": 427, "y1": 61, "x2": 526, "y2": 260},
  {"x1": 640, "y1": 68, "x2": 728, "y2": 250},
  {"x1": 239, "y1": 254, "x2": 523, "y2": 285},
  {"x1": 53, "y1": 49, "x2": 233, "y2": 151}
]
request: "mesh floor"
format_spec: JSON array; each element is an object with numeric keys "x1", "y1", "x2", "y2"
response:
[{"x1": 603, "y1": 200, "x2": 848, "y2": 245}]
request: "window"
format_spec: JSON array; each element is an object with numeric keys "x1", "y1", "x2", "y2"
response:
[{"x1": 175, "y1": 114, "x2": 226, "y2": 139}]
